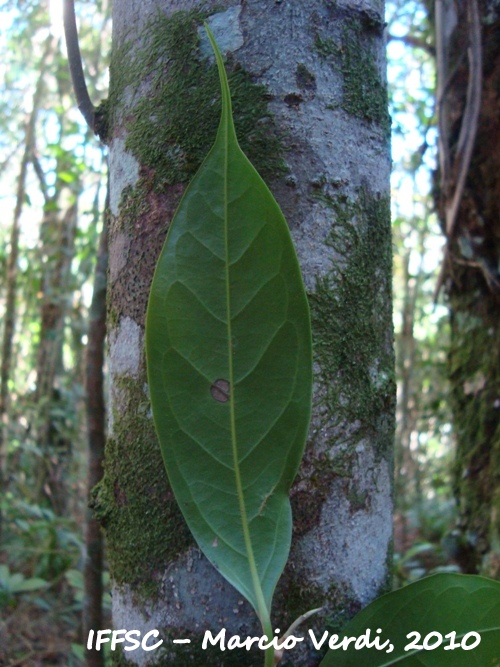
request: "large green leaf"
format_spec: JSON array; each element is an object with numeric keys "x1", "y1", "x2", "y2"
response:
[
  {"x1": 146, "y1": 26, "x2": 312, "y2": 628},
  {"x1": 319, "y1": 574, "x2": 500, "y2": 666}
]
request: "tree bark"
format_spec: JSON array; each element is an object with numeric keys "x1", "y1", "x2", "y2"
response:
[
  {"x1": 84, "y1": 219, "x2": 108, "y2": 667},
  {"x1": 98, "y1": 1, "x2": 394, "y2": 664},
  {"x1": 434, "y1": 0, "x2": 500, "y2": 577},
  {"x1": 34, "y1": 201, "x2": 78, "y2": 514}
]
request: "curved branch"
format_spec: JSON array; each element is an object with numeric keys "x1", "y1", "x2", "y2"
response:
[
  {"x1": 435, "y1": 0, "x2": 451, "y2": 191},
  {"x1": 434, "y1": 0, "x2": 482, "y2": 301},
  {"x1": 63, "y1": 0, "x2": 95, "y2": 130},
  {"x1": 31, "y1": 150, "x2": 50, "y2": 203},
  {"x1": 445, "y1": 0, "x2": 482, "y2": 238}
]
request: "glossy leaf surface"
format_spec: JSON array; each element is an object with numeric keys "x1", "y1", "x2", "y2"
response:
[
  {"x1": 146, "y1": 27, "x2": 312, "y2": 620},
  {"x1": 320, "y1": 573, "x2": 500, "y2": 666}
]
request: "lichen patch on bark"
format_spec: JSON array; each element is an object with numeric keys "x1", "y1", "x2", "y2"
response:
[
  {"x1": 109, "y1": 316, "x2": 142, "y2": 380},
  {"x1": 200, "y1": 5, "x2": 244, "y2": 55},
  {"x1": 111, "y1": 549, "x2": 264, "y2": 666},
  {"x1": 294, "y1": 451, "x2": 392, "y2": 605},
  {"x1": 109, "y1": 137, "x2": 140, "y2": 215}
]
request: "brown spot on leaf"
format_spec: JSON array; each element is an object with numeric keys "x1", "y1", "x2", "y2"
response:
[{"x1": 210, "y1": 379, "x2": 230, "y2": 403}]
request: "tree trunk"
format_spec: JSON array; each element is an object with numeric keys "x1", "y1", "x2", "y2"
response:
[
  {"x1": 34, "y1": 201, "x2": 78, "y2": 515},
  {"x1": 434, "y1": 0, "x2": 500, "y2": 577},
  {"x1": 97, "y1": 1, "x2": 394, "y2": 664},
  {"x1": 84, "y1": 219, "x2": 108, "y2": 667}
]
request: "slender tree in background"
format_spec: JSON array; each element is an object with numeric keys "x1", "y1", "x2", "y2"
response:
[
  {"x1": 97, "y1": 1, "x2": 394, "y2": 665},
  {"x1": 29, "y1": 19, "x2": 90, "y2": 517},
  {"x1": 83, "y1": 220, "x2": 108, "y2": 667},
  {"x1": 395, "y1": 225, "x2": 427, "y2": 506},
  {"x1": 33, "y1": 196, "x2": 79, "y2": 514},
  {"x1": 63, "y1": 3, "x2": 110, "y2": 662},
  {"x1": 434, "y1": 0, "x2": 500, "y2": 576}
]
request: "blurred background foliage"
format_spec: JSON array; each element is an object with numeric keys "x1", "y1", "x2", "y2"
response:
[
  {"x1": 0, "y1": 0, "x2": 497, "y2": 665},
  {"x1": 0, "y1": 1, "x2": 111, "y2": 664},
  {"x1": 387, "y1": 0, "x2": 458, "y2": 584}
]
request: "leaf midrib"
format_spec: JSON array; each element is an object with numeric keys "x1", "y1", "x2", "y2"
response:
[{"x1": 212, "y1": 31, "x2": 270, "y2": 624}]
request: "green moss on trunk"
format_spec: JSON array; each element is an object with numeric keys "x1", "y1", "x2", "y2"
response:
[
  {"x1": 314, "y1": 20, "x2": 389, "y2": 129},
  {"x1": 449, "y1": 282, "x2": 500, "y2": 575},
  {"x1": 109, "y1": 9, "x2": 286, "y2": 190},
  {"x1": 309, "y1": 190, "x2": 395, "y2": 457},
  {"x1": 92, "y1": 376, "x2": 193, "y2": 603}
]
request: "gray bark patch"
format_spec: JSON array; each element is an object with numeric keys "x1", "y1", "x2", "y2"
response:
[
  {"x1": 109, "y1": 137, "x2": 140, "y2": 215},
  {"x1": 109, "y1": 316, "x2": 143, "y2": 379},
  {"x1": 295, "y1": 450, "x2": 392, "y2": 605},
  {"x1": 200, "y1": 6, "x2": 244, "y2": 55}
]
